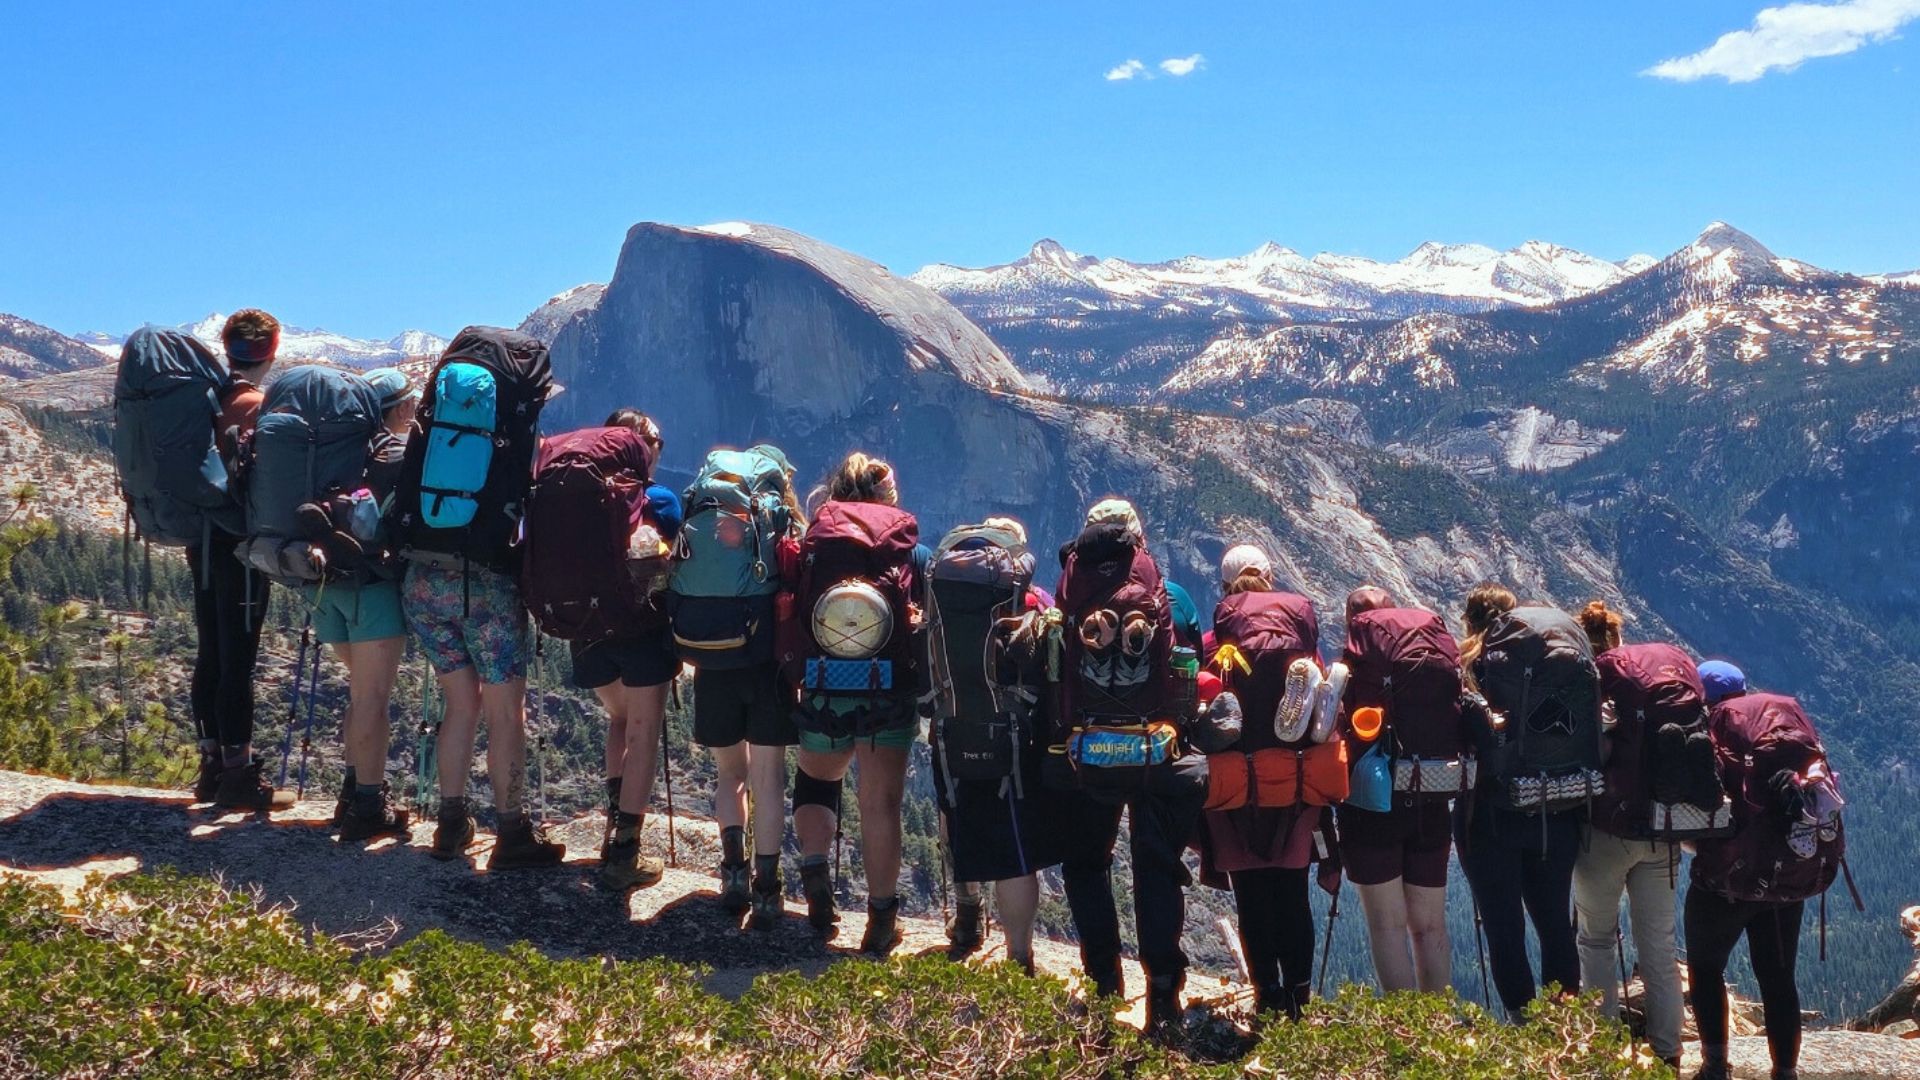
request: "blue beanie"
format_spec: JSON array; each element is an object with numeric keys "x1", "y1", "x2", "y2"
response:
[{"x1": 1698, "y1": 660, "x2": 1747, "y2": 704}]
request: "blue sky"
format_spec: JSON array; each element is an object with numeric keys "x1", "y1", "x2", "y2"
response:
[{"x1": 2, "y1": 1, "x2": 1916, "y2": 338}]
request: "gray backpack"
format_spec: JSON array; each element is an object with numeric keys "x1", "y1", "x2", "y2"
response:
[{"x1": 238, "y1": 365, "x2": 386, "y2": 587}]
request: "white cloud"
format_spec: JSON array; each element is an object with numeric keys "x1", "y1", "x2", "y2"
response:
[
  {"x1": 1105, "y1": 59, "x2": 1147, "y2": 81},
  {"x1": 1646, "y1": 0, "x2": 1920, "y2": 82},
  {"x1": 1159, "y1": 53, "x2": 1206, "y2": 77}
]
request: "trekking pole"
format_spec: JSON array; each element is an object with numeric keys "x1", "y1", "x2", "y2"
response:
[
  {"x1": 1317, "y1": 885, "x2": 1341, "y2": 998},
  {"x1": 276, "y1": 615, "x2": 313, "y2": 789},
  {"x1": 1616, "y1": 925, "x2": 1630, "y2": 1001},
  {"x1": 661, "y1": 702, "x2": 677, "y2": 867},
  {"x1": 529, "y1": 634, "x2": 546, "y2": 825},
  {"x1": 415, "y1": 655, "x2": 438, "y2": 816},
  {"x1": 295, "y1": 634, "x2": 323, "y2": 799},
  {"x1": 1472, "y1": 897, "x2": 1492, "y2": 1009}
]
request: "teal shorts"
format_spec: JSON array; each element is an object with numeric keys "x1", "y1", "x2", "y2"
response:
[
  {"x1": 798, "y1": 722, "x2": 920, "y2": 754},
  {"x1": 303, "y1": 579, "x2": 407, "y2": 645}
]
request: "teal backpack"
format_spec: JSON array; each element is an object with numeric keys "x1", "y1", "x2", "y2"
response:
[{"x1": 666, "y1": 446, "x2": 795, "y2": 667}]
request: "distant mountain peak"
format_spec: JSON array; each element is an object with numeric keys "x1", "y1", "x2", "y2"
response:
[
  {"x1": 1689, "y1": 221, "x2": 1776, "y2": 262},
  {"x1": 1024, "y1": 238, "x2": 1090, "y2": 269}
]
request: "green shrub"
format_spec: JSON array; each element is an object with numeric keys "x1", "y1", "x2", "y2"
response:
[{"x1": 0, "y1": 872, "x2": 1670, "y2": 1079}]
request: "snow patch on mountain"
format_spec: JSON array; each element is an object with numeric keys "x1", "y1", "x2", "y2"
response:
[
  {"x1": 1417, "y1": 407, "x2": 1622, "y2": 475},
  {"x1": 518, "y1": 284, "x2": 606, "y2": 344},
  {"x1": 78, "y1": 316, "x2": 448, "y2": 367}
]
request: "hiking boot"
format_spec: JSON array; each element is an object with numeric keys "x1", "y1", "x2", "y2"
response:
[
  {"x1": 860, "y1": 897, "x2": 903, "y2": 957},
  {"x1": 1689, "y1": 1068, "x2": 1730, "y2": 1080},
  {"x1": 192, "y1": 752, "x2": 222, "y2": 802},
  {"x1": 212, "y1": 759, "x2": 296, "y2": 812},
  {"x1": 800, "y1": 860, "x2": 837, "y2": 934},
  {"x1": 717, "y1": 860, "x2": 752, "y2": 914},
  {"x1": 330, "y1": 774, "x2": 352, "y2": 830},
  {"x1": 748, "y1": 881, "x2": 784, "y2": 932},
  {"x1": 494, "y1": 817, "x2": 566, "y2": 872},
  {"x1": 430, "y1": 800, "x2": 475, "y2": 861},
  {"x1": 947, "y1": 896, "x2": 987, "y2": 960},
  {"x1": 598, "y1": 836, "x2": 663, "y2": 889},
  {"x1": 338, "y1": 784, "x2": 409, "y2": 841},
  {"x1": 1086, "y1": 955, "x2": 1125, "y2": 1001},
  {"x1": 1143, "y1": 974, "x2": 1184, "y2": 1044}
]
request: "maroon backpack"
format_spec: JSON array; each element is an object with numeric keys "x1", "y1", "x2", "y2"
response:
[
  {"x1": 522, "y1": 427, "x2": 659, "y2": 642},
  {"x1": 1593, "y1": 643, "x2": 1726, "y2": 839},
  {"x1": 791, "y1": 500, "x2": 921, "y2": 736},
  {"x1": 1692, "y1": 693, "x2": 1846, "y2": 904},
  {"x1": 1341, "y1": 608, "x2": 1465, "y2": 761},
  {"x1": 1056, "y1": 525, "x2": 1169, "y2": 733},
  {"x1": 1210, "y1": 591, "x2": 1319, "y2": 751}
]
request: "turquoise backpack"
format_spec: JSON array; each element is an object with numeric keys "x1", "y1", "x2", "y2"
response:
[{"x1": 666, "y1": 446, "x2": 795, "y2": 667}]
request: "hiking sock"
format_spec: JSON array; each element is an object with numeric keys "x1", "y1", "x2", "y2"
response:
[
  {"x1": 721, "y1": 825, "x2": 747, "y2": 867},
  {"x1": 198, "y1": 739, "x2": 219, "y2": 759},
  {"x1": 221, "y1": 743, "x2": 253, "y2": 769},
  {"x1": 610, "y1": 810, "x2": 642, "y2": 846},
  {"x1": 604, "y1": 776, "x2": 622, "y2": 811},
  {"x1": 800, "y1": 853, "x2": 829, "y2": 872},
  {"x1": 354, "y1": 782, "x2": 384, "y2": 808},
  {"x1": 753, "y1": 853, "x2": 780, "y2": 889},
  {"x1": 343, "y1": 766, "x2": 359, "y2": 790}
]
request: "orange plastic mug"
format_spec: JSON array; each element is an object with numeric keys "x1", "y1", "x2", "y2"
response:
[{"x1": 1350, "y1": 706, "x2": 1384, "y2": 742}]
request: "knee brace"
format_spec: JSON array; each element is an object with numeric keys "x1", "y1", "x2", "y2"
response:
[{"x1": 792, "y1": 768, "x2": 843, "y2": 817}]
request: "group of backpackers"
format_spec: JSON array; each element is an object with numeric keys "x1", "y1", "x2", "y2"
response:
[{"x1": 114, "y1": 311, "x2": 1855, "y2": 1074}]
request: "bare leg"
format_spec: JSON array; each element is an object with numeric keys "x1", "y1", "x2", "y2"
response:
[
  {"x1": 434, "y1": 668, "x2": 481, "y2": 800},
  {"x1": 854, "y1": 743, "x2": 908, "y2": 901},
  {"x1": 342, "y1": 636, "x2": 405, "y2": 783},
  {"x1": 795, "y1": 746, "x2": 852, "y2": 858},
  {"x1": 1406, "y1": 883, "x2": 1452, "y2": 993},
  {"x1": 709, "y1": 741, "x2": 749, "y2": 832},
  {"x1": 995, "y1": 873, "x2": 1041, "y2": 965},
  {"x1": 748, "y1": 744, "x2": 788, "y2": 856},
  {"x1": 480, "y1": 678, "x2": 528, "y2": 817},
  {"x1": 1356, "y1": 878, "x2": 1417, "y2": 992},
  {"x1": 616, "y1": 683, "x2": 667, "y2": 817},
  {"x1": 599, "y1": 684, "x2": 628, "y2": 784}
]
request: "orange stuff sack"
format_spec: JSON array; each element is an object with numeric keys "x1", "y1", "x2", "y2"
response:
[{"x1": 1204, "y1": 739, "x2": 1350, "y2": 811}]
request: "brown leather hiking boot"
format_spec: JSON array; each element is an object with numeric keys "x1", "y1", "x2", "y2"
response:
[
  {"x1": 492, "y1": 816, "x2": 565, "y2": 871},
  {"x1": 860, "y1": 897, "x2": 903, "y2": 957},
  {"x1": 338, "y1": 784, "x2": 409, "y2": 841},
  {"x1": 430, "y1": 800, "x2": 475, "y2": 861},
  {"x1": 947, "y1": 896, "x2": 987, "y2": 960},
  {"x1": 212, "y1": 759, "x2": 295, "y2": 812},
  {"x1": 192, "y1": 752, "x2": 222, "y2": 802},
  {"x1": 598, "y1": 837, "x2": 663, "y2": 889},
  {"x1": 800, "y1": 860, "x2": 837, "y2": 934}
]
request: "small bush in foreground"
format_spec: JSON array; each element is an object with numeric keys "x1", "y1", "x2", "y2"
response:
[{"x1": 0, "y1": 872, "x2": 1668, "y2": 1078}]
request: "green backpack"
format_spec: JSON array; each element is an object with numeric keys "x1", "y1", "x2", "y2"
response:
[{"x1": 666, "y1": 446, "x2": 795, "y2": 667}]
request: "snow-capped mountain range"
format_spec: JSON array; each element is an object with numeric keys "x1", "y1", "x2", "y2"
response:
[
  {"x1": 909, "y1": 236, "x2": 1658, "y2": 320},
  {"x1": 75, "y1": 315, "x2": 447, "y2": 368}
]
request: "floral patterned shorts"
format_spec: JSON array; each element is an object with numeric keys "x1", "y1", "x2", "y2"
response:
[{"x1": 401, "y1": 563, "x2": 529, "y2": 685}]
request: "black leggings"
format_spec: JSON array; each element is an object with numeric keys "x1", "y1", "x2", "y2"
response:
[
  {"x1": 185, "y1": 534, "x2": 268, "y2": 749},
  {"x1": 1454, "y1": 806, "x2": 1582, "y2": 1016},
  {"x1": 1685, "y1": 887, "x2": 1804, "y2": 1071},
  {"x1": 1230, "y1": 866, "x2": 1314, "y2": 1011}
]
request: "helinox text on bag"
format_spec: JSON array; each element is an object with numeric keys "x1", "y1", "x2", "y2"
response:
[
  {"x1": 391, "y1": 327, "x2": 552, "y2": 576},
  {"x1": 112, "y1": 326, "x2": 245, "y2": 546},
  {"x1": 238, "y1": 366, "x2": 387, "y2": 588},
  {"x1": 666, "y1": 446, "x2": 794, "y2": 668},
  {"x1": 522, "y1": 426, "x2": 661, "y2": 642},
  {"x1": 924, "y1": 522, "x2": 1042, "y2": 798}
]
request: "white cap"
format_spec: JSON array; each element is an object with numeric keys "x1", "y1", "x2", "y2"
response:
[
  {"x1": 1220, "y1": 544, "x2": 1272, "y2": 586},
  {"x1": 1085, "y1": 498, "x2": 1143, "y2": 544}
]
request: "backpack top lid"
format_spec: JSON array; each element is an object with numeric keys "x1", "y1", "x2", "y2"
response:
[
  {"x1": 1478, "y1": 605, "x2": 1595, "y2": 674},
  {"x1": 1211, "y1": 591, "x2": 1318, "y2": 659},
  {"x1": 115, "y1": 326, "x2": 227, "y2": 396},
  {"x1": 1059, "y1": 522, "x2": 1160, "y2": 613},
  {"x1": 1597, "y1": 642, "x2": 1703, "y2": 718},
  {"x1": 1345, "y1": 607, "x2": 1457, "y2": 669},
  {"x1": 258, "y1": 364, "x2": 382, "y2": 426},
  {"x1": 689, "y1": 447, "x2": 790, "y2": 508},
  {"x1": 438, "y1": 325, "x2": 553, "y2": 396},
  {"x1": 807, "y1": 499, "x2": 918, "y2": 556},
  {"x1": 536, "y1": 425, "x2": 657, "y2": 488},
  {"x1": 1709, "y1": 691, "x2": 1823, "y2": 767}
]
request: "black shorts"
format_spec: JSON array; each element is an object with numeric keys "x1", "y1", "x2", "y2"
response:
[
  {"x1": 692, "y1": 664, "x2": 797, "y2": 748},
  {"x1": 570, "y1": 630, "x2": 680, "y2": 690}
]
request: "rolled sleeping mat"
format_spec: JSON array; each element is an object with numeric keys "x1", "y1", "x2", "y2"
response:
[
  {"x1": 1308, "y1": 661, "x2": 1348, "y2": 744},
  {"x1": 1273, "y1": 657, "x2": 1323, "y2": 744}
]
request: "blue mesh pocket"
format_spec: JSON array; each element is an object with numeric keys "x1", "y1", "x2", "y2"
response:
[{"x1": 804, "y1": 658, "x2": 894, "y2": 691}]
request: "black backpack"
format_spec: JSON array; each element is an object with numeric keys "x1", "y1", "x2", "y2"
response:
[
  {"x1": 924, "y1": 523, "x2": 1042, "y2": 797},
  {"x1": 1472, "y1": 605, "x2": 1605, "y2": 813},
  {"x1": 391, "y1": 327, "x2": 552, "y2": 576},
  {"x1": 111, "y1": 327, "x2": 245, "y2": 548}
]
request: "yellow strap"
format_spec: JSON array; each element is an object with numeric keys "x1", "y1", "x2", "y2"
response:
[{"x1": 1212, "y1": 643, "x2": 1251, "y2": 676}]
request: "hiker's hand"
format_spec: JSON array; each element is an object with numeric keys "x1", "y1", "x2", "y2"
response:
[{"x1": 1768, "y1": 769, "x2": 1807, "y2": 823}]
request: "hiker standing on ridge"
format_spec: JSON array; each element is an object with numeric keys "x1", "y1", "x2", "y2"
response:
[
  {"x1": 923, "y1": 516, "x2": 1066, "y2": 974},
  {"x1": 1452, "y1": 583, "x2": 1594, "y2": 1018},
  {"x1": 787, "y1": 453, "x2": 927, "y2": 955},
  {"x1": 1334, "y1": 585, "x2": 1464, "y2": 996},
  {"x1": 1686, "y1": 661, "x2": 1853, "y2": 1080},
  {"x1": 666, "y1": 444, "x2": 804, "y2": 929},
  {"x1": 391, "y1": 327, "x2": 563, "y2": 870},
  {"x1": 168, "y1": 310, "x2": 288, "y2": 810},
  {"x1": 523, "y1": 409, "x2": 684, "y2": 891},
  {"x1": 1049, "y1": 498, "x2": 1204, "y2": 1040},
  {"x1": 1572, "y1": 600, "x2": 1715, "y2": 1073},
  {"x1": 1201, "y1": 545, "x2": 1325, "y2": 1020},
  {"x1": 307, "y1": 367, "x2": 416, "y2": 840}
]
